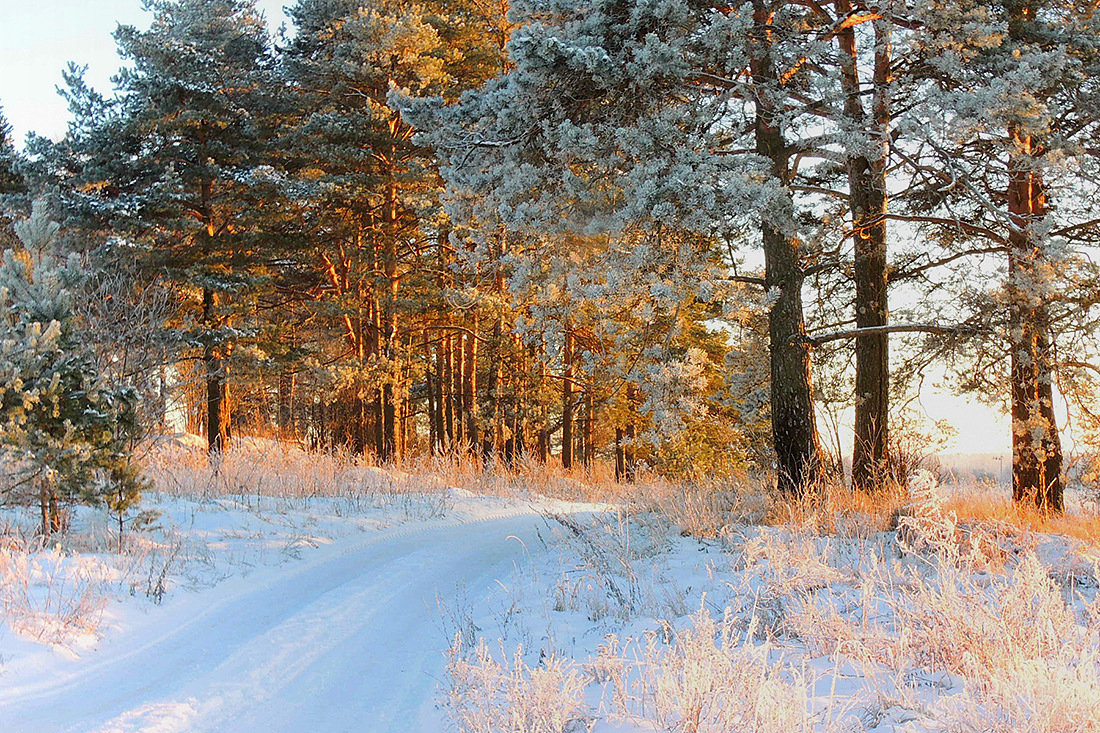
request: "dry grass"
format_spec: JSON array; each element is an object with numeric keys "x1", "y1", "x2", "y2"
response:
[
  {"x1": 766, "y1": 477, "x2": 909, "y2": 538},
  {"x1": 614, "y1": 610, "x2": 820, "y2": 733},
  {"x1": 445, "y1": 610, "x2": 824, "y2": 733},
  {"x1": 144, "y1": 434, "x2": 1100, "y2": 548},
  {"x1": 0, "y1": 538, "x2": 111, "y2": 645},
  {"x1": 444, "y1": 637, "x2": 593, "y2": 733},
  {"x1": 942, "y1": 491, "x2": 1100, "y2": 546},
  {"x1": 143, "y1": 434, "x2": 650, "y2": 504},
  {"x1": 443, "y1": 466, "x2": 1100, "y2": 733}
]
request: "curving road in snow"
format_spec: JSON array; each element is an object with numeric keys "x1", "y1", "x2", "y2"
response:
[{"x1": 0, "y1": 509, "x2": 565, "y2": 733}]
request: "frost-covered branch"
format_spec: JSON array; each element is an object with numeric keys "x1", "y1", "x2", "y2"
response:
[{"x1": 795, "y1": 323, "x2": 983, "y2": 347}]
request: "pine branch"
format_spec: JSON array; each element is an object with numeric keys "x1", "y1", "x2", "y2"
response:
[
  {"x1": 795, "y1": 323, "x2": 983, "y2": 347},
  {"x1": 724, "y1": 275, "x2": 767, "y2": 287},
  {"x1": 888, "y1": 245, "x2": 1006, "y2": 282},
  {"x1": 1062, "y1": 360, "x2": 1100, "y2": 377},
  {"x1": 877, "y1": 214, "x2": 1008, "y2": 245}
]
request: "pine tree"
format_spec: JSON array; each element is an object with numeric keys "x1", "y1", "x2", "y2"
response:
[
  {"x1": 902, "y1": 0, "x2": 1100, "y2": 511},
  {"x1": 51, "y1": 0, "x2": 284, "y2": 455},
  {"x1": 0, "y1": 107, "x2": 27, "y2": 250},
  {"x1": 402, "y1": 0, "x2": 832, "y2": 493},
  {"x1": 280, "y1": 0, "x2": 516, "y2": 459},
  {"x1": 831, "y1": 3, "x2": 894, "y2": 492},
  {"x1": 0, "y1": 203, "x2": 143, "y2": 536}
]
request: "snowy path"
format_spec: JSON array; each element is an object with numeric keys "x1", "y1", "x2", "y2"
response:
[{"x1": 1, "y1": 508, "x2": 565, "y2": 733}]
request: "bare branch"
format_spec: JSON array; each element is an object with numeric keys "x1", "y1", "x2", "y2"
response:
[
  {"x1": 889, "y1": 245, "x2": 1006, "y2": 282},
  {"x1": 878, "y1": 214, "x2": 1008, "y2": 245},
  {"x1": 1062, "y1": 360, "x2": 1100, "y2": 377},
  {"x1": 795, "y1": 323, "x2": 983, "y2": 347},
  {"x1": 724, "y1": 275, "x2": 767, "y2": 287}
]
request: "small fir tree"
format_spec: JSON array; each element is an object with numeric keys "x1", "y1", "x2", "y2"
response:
[
  {"x1": 0, "y1": 203, "x2": 144, "y2": 536},
  {"x1": 0, "y1": 107, "x2": 26, "y2": 249}
]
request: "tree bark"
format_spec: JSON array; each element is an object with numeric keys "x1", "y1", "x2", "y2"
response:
[
  {"x1": 198, "y1": 159, "x2": 228, "y2": 457},
  {"x1": 443, "y1": 332, "x2": 455, "y2": 449},
  {"x1": 615, "y1": 427, "x2": 625, "y2": 480},
  {"x1": 463, "y1": 318, "x2": 480, "y2": 450},
  {"x1": 561, "y1": 324, "x2": 575, "y2": 469},
  {"x1": 203, "y1": 285, "x2": 228, "y2": 455},
  {"x1": 1007, "y1": 127, "x2": 1063, "y2": 512},
  {"x1": 485, "y1": 319, "x2": 504, "y2": 457},
  {"x1": 278, "y1": 369, "x2": 295, "y2": 440},
  {"x1": 837, "y1": 4, "x2": 892, "y2": 491},
  {"x1": 750, "y1": 1, "x2": 824, "y2": 494},
  {"x1": 454, "y1": 331, "x2": 465, "y2": 446},
  {"x1": 583, "y1": 389, "x2": 595, "y2": 466},
  {"x1": 39, "y1": 480, "x2": 61, "y2": 537},
  {"x1": 428, "y1": 331, "x2": 443, "y2": 453}
]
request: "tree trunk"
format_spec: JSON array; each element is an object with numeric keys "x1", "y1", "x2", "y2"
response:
[
  {"x1": 750, "y1": 1, "x2": 823, "y2": 494},
  {"x1": 39, "y1": 481, "x2": 55, "y2": 537},
  {"x1": 381, "y1": 384, "x2": 396, "y2": 461},
  {"x1": 561, "y1": 325, "x2": 575, "y2": 469},
  {"x1": 428, "y1": 332, "x2": 443, "y2": 453},
  {"x1": 837, "y1": 4, "x2": 891, "y2": 491},
  {"x1": 583, "y1": 389, "x2": 594, "y2": 466},
  {"x1": 615, "y1": 428, "x2": 625, "y2": 480},
  {"x1": 486, "y1": 228, "x2": 507, "y2": 458},
  {"x1": 380, "y1": 225, "x2": 399, "y2": 461},
  {"x1": 157, "y1": 365, "x2": 168, "y2": 432},
  {"x1": 278, "y1": 369, "x2": 295, "y2": 440},
  {"x1": 485, "y1": 319, "x2": 504, "y2": 457},
  {"x1": 464, "y1": 319, "x2": 479, "y2": 450},
  {"x1": 454, "y1": 332, "x2": 465, "y2": 446},
  {"x1": 1007, "y1": 128, "x2": 1063, "y2": 512},
  {"x1": 624, "y1": 422, "x2": 636, "y2": 482},
  {"x1": 203, "y1": 285, "x2": 228, "y2": 455},
  {"x1": 443, "y1": 332, "x2": 455, "y2": 449},
  {"x1": 196, "y1": 140, "x2": 228, "y2": 457}
]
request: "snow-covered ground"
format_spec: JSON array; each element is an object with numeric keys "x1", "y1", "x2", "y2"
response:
[
  {"x1": 0, "y1": 489, "x2": 610, "y2": 732},
  {"x1": 2, "y1": 445, "x2": 1099, "y2": 733},
  {"x1": 438, "y1": 503, "x2": 1100, "y2": 733}
]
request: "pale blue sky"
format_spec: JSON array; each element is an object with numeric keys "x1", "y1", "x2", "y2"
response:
[{"x1": 1, "y1": 0, "x2": 289, "y2": 144}]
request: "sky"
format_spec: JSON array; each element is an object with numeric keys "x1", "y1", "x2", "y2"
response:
[
  {"x1": 1, "y1": 0, "x2": 290, "y2": 144},
  {"x1": 0, "y1": 1, "x2": 1028, "y2": 457}
]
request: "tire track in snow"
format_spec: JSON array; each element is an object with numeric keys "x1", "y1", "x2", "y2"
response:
[{"x1": 0, "y1": 504, "x2": 593, "y2": 733}]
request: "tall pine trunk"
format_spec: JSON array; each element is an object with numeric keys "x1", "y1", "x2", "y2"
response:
[
  {"x1": 278, "y1": 369, "x2": 295, "y2": 439},
  {"x1": 428, "y1": 331, "x2": 444, "y2": 453},
  {"x1": 750, "y1": 0, "x2": 823, "y2": 494},
  {"x1": 1007, "y1": 128, "x2": 1063, "y2": 512},
  {"x1": 198, "y1": 158, "x2": 228, "y2": 456},
  {"x1": 378, "y1": 172, "x2": 401, "y2": 461},
  {"x1": 582, "y1": 390, "x2": 594, "y2": 466},
  {"x1": 463, "y1": 318, "x2": 479, "y2": 450},
  {"x1": 203, "y1": 285, "x2": 228, "y2": 455},
  {"x1": 444, "y1": 332, "x2": 456, "y2": 449},
  {"x1": 561, "y1": 325, "x2": 575, "y2": 469},
  {"x1": 838, "y1": 6, "x2": 892, "y2": 491},
  {"x1": 455, "y1": 332, "x2": 466, "y2": 445}
]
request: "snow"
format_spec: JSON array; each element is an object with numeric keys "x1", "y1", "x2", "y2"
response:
[
  {"x1": 0, "y1": 491, "x2": 610, "y2": 732},
  {"x1": 2, "y1": 468, "x2": 1099, "y2": 732}
]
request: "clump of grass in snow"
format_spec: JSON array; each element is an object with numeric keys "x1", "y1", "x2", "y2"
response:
[
  {"x1": 444, "y1": 636, "x2": 592, "y2": 733},
  {"x1": 616, "y1": 609, "x2": 817, "y2": 733},
  {"x1": 0, "y1": 538, "x2": 110, "y2": 645},
  {"x1": 444, "y1": 609, "x2": 827, "y2": 733}
]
